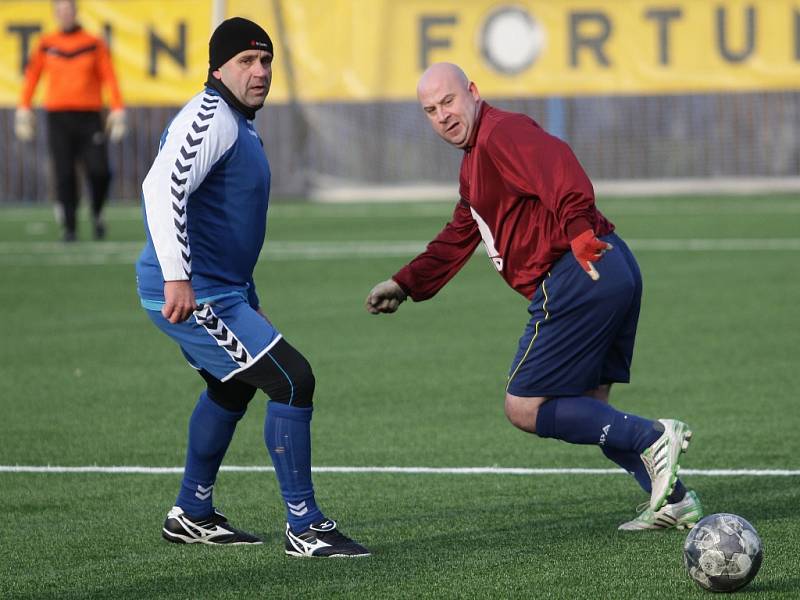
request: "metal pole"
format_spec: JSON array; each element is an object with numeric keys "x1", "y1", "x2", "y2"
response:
[{"x1": 211, "y1": 0, "x2": 226, "y2": 30}]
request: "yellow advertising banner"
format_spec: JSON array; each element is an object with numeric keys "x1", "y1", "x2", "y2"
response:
[
  {"x1": 1, "y1": 0, "x2": 799, "y2": 107},
  {"x1": 282, "y1": 0, "x2": 800, "y2": 99},
  {"x1": 0, "y1": 0, "x2": 213, "y2": 107}
]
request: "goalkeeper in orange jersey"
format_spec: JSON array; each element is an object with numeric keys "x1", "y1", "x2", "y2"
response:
[{"x1": 15, "y1": 0, "x2": 126, "y2": 242}]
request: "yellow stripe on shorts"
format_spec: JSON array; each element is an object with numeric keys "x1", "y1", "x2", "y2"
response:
[{"x1": 506, "y1": 276, "x2": 551, "y2": 391}]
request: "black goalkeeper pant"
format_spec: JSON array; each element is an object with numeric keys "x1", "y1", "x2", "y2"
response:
[{"x1": 46, "y1": 111, "x2": 112, "y2": 237}]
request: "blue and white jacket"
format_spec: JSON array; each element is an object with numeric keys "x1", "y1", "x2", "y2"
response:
[{"x1": 136, "y1": 86, "x2": 270, "y2": 309}]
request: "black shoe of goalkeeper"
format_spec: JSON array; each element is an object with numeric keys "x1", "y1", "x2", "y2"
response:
[
  {"x1": 162, "y1": 506, "x2": 262, "y2": 545},
  {"x1": 285, "y1": 519, "x2": 370, "y2": 557}
]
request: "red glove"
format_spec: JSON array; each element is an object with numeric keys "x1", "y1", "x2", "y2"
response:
[{"x1": 570, "y1": 229, "x2": 613, "y2": 281}]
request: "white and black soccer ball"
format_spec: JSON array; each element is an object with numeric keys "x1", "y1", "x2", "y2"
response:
[{"x1": 683, "y1": 513, "x2": 763, "y2": 593}]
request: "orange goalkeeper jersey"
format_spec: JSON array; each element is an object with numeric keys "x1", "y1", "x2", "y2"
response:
[{"x1": 19, "y1": 26, "x2": 124, "y2": 111}]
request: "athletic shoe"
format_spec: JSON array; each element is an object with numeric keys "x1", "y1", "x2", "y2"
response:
[
  {"x1": 93, "y1": 218, "x2": 106, "y2": 240},
  {"x1": 285, "y1": 519, "x2": 370, "y2": 557},
  {"x1": 162, "y1": 505, "x2": 262, "y2": 545},
  {"x1": 640, "y1": 419, "x2": 693, "y2": 512},
  {"x1": 618, "y1": 490, "x2": 703, "y2": 531}
]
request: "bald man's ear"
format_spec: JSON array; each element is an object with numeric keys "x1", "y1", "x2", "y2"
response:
[{"x1": 468, "y1": 81, "x2": 481, "y2": 101}]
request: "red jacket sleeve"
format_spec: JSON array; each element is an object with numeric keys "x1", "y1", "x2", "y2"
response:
[
  {"x1": 486, "y1": 118, "x2": 595, "y2": 238},
  {"x1": 392, "y1": 200, "x2": 480, "y2": 302}
]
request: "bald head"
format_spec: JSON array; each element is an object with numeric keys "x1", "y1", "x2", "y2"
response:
[
  {"x1": 417, "y1": 63, "x2": 481, "y2": 149},
  {"x1": 417, "y1": 63, "x2": 470, "y2": 98}
]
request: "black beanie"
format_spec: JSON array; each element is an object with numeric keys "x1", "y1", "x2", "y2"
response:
[{"x1": 209, "y1": 17, "x2": 273, "y2": 70}]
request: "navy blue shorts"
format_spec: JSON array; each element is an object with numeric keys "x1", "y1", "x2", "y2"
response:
[{"x1": 506, "y1": 233, "x2": 642, "y2": 397}]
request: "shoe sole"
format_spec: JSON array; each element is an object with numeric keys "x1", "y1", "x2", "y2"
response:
[
  {"x1": 163, "y1": 529, "x2": 263, "y2": 545},
  {"x1": 620, "y1": 489, "x2": 702, "y2": 531},
  {"x1": 650, "y1": 424, "x2": 693, "y2": 512},
  {"x1": 618, "y1": 512, "x2": 700, "y2": 531},
  {"x1": 619, "y1": 521, "x2": 698, "y2": 532},
  {"x1": 285, "y1": 550, "x2": 371, "y2": 558}
]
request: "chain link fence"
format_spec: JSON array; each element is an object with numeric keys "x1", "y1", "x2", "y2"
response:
[{"x1": 2, "y1": 89, "x2": 798, "y2": 204}]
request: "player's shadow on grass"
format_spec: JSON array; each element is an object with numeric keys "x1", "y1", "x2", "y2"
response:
[
  {"x1": 691, "y1": 478, "x2": 798, "y2": 522},
  {"x1": 734, "y1": 577, "x2": 800, "y2": 594},
  {"x1": 360, "y1": 504, "x2": 635, "y2": 556}
]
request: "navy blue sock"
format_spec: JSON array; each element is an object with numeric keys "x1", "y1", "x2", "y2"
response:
[
  {"x1": 535, "y1": 396, "x2": 662, "y2": 453},
  {"x1": 602, "y1": 447, "x2": 652, "y2": 493},
  {"x1": 602, "y1": 449, "x2": 686, "y2": 503},
  {"x1": 667, "y1": 480, "x2": 687, "y2": 503},
  {"x1": 265, "y1": 401, "x2": 323, "y2": 531},
  {"x1": 176, "y1": 391, "x2": 244, "y2": 519}
]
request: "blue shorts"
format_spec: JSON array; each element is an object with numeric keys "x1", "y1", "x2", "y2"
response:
[
  {"x1": 146, "y1": 292, "x2": 282, "y2": 382},
  {"x1": 506, "y1": 233, "x2": 642, "y2": 397}
]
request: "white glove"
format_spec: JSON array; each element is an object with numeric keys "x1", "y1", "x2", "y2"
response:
[
  {"x1": 14, "y1": 108, "x2": 35, "y2": 141},
  {"x1": 366, "y1": 279, "x2": 407, "y2": 314},
  {"x1": 106, "y1": 109, "x2": 127, "y2": 142}
]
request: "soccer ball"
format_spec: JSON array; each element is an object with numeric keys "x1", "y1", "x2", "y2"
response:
[{"x1": 683, "y1": 513, "x2": 763, "y2": 592}]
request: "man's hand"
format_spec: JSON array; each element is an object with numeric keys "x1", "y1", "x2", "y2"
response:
[
  {"x1": 106, "y1": 109, "x2": 128, "y2": 142},
  {"x1": 570, "y1": 229, "x2": 613, "y2": 281},
  {"x1": 14, "y1": 109, "x2": 34, "y2": 142},
  {"x1": 162, "y1": 280, "x2": 197, "y2": 323},
  {"x1": 365, "y1": 279, "x2": 407, "y2": 314}
]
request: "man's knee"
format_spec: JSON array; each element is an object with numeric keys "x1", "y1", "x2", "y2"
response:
[
  {"x1": 276, "y1": 354, "x2": 315, "y2": 407},
  {"x1": 53, "y1": 165, "x2": 76, "y2": 185},
  {"x1": 86, "y1": 162, "x2": 111, "y2": 184},
  {"x1": 586, "y1": 383, "x2": 612, "y2": 403},
  {"x1": 504, "y1": 393, "x2": 548, "y2": 434},
  {"x1": 199, "y1": 369, "x2": 257, "y2": 413},
  {"x1": 235, "y1": 338, "x2": 315, "y2": 408}
]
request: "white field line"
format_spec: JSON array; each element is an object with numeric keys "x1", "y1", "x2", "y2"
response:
[
  {"x1": 311, "y1": 178, "x2": 800, "y2": 201},
  {"x1": 0, "y1": 465, "x2": 798, "y2": 476},
  {"x1": 0, "y1": 238, "x2": 799, "y2": 267}
]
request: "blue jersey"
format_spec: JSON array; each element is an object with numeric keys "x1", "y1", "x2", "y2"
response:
[{"x1": 136, "y1": 87, "x2": 270, "y2": 308}]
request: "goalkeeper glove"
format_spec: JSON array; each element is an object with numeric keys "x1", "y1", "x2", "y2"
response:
[
  {"x1": 14, "y1": 108, "x2": 35, "y2": 142},
  {"x1": 106, "y1": 109, "x2": 128, "y2": 142},
  {"x1": 570, "y1": 229, "x2": 612, "y2": 281},
  {"x1": 365, "y1": 279, "x2": 407, "y2": 314}
]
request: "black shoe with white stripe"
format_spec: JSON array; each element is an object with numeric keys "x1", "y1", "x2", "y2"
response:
[
  {"x1": 162, "y1": 506, "x2": 262, "y2": 545},
  {"x1": 285, "y1": 519, "x2": 370, "y2": 557}
]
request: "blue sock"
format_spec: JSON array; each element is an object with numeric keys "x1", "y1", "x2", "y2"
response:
[
  {"x1": 535, "y1": 396, "x2": 661, "y2": 453},
  {"x1": 602, "y1": 447, "x2": 652, "y2": 493},
  {"x1": 176, "y1": 391, "x2": 244, "y2": 519},
  {"x1": 667, "y1": 479, "x2": 687, "y2": 503},
  {"x1": 602, "y1": 448, "x2": 686, "y2": 503},
  {"x1": 265, "y1": 402, "x2": 323, "y2": 532}
]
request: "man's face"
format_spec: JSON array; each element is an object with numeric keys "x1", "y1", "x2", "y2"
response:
[
  {"x1": 213, "y1": 49, "x2": 273, "y2": 108},
  {"x1": 54, "y1": 0, "x2": 77, "y2": 30},
  {"x1": 418, "y1": 73, "x2": 481, "y2": 149}
]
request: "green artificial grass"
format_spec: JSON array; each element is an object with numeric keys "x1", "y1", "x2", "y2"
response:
[{"x1": 1, "y1": 195, "x2": 798, "y2": 598}]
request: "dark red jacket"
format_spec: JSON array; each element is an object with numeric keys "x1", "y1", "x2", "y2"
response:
[{"x1": 394, "y1": 102, "x2": 613, "y2": 300}]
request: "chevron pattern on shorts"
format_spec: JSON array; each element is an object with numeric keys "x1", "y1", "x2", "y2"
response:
[
  {"x1": 194, "y1": 304, "x2": 252, "y2": 366},
  {"x1": 170, "y1": 94, "x2": 221, "y2": 278}
]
